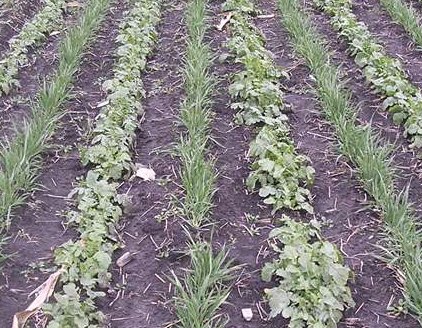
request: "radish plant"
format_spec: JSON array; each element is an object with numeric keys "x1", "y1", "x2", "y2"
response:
[
  {"x1": 43, "y1": 0, "x2": 162, "y2": 325},
  {"x1": 225, "y1": 0, "x2": 314, "y2": 213},
  {"x1": 0, "y1": 0, "x2": 67, "y2": 95},
  {"x1": 262, "y1": 216, "x2": 354, "y2": 328}
]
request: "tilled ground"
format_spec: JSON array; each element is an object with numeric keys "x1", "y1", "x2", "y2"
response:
[
  {"x1": 0, "y1": 0, "x2": 128, "y2": 325},
  {"x1": 0, "y1": 0, "x2": 421, "y2": 327}
]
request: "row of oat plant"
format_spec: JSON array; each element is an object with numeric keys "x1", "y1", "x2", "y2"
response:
[
  {"x1": 40, "y1": 0, "x2": 162, "y2": 326},
  {"x1": 222, "y1": 0, "x2": 355, "y2": 327},
  {"x1": 170, "y1": 0, "x2": 238, "y2": 326},
  {"x1": 278, "y1": 0, "x2": 422, "y2": 323},
  {"x1": 0, "y1": 0, "x2": 110, "y2": 242},
  {"x1": 0, "y1": 0, "x2": 68, "y2": 95},
  {"x1": 313, "y1": 0, "x2": 422, "y2": 149}
]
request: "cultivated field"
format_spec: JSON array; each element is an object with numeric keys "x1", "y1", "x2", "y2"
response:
[{"x1": 1, "y1": 0, "x2": 422, "y2": 327}]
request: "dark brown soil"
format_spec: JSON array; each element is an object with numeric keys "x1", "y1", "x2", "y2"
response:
[
  {"x1": 1, "y1": 0, "x2": 422, "y2": 327},
  {"x1": 0, "y1": 1, "x2": 127, "y2": 326},
  {"x1": 0, "y1": 0, "x2": 42, "y2": 55},
  {"x1": 352, "y1": 0, "x2": 422, "y2": 88},
  {"x1": 0, "y1": 3, "x2": 85, "y2": 141}
]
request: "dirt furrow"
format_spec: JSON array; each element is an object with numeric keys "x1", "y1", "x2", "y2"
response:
[
  {"x1": 99, "y1": 1, "x2": 187, "y2": 326},
  {"x1": 0, "y1": 1, "x2": 127, "y2": 325},
  {"x1": 252, "y1": 0, "x2": 421, "y2": 326},
  {"x1": 298, "y1": 1, "x2": 422, "y2": 216},
  {"x1": 351, "y1": 0, "x2": 422, "y2": 87}
]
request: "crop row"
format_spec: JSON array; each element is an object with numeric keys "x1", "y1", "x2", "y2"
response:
[
  {"x1": 279, "y1": 0, "x2": 422, "y2": 322},
  {"x1": 177, "y1": 0, "x2": 216, "y2": 228},
  {"x1": 42, "y1": 0, "x2": 162, "y2": 326},
  {"x1": 170, "y1": 0, "x2": 237, "y2": 326},
  {"x1": 0, "y1": 0, "x2": 109, "y2": 229},
  {"x1": 0, "y1": 0, "x2": 67, "y2": 95},
  {"x1": 224, "y1": 0, "x2": 354, "y2": 326},
  {"x1": 314, "y1": 0, "x2": 422, "y2": 149},
  {"x1": 225, "y1": 0, "x2": 314, "y2": 214}
]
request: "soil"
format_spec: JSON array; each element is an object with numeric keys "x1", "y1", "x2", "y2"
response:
[
  {"x1": 0, "y1": 0, "x2": 128, "y2": 326},
  {"x1": 0, "y1": 2, "x2": 86, "y2": 141},
  {"x1": 0, "y1": 0, "x2": 422, "y2": 327},
  {"x1": 352, "y1": 0, "x2": 422, "y2": 88}
]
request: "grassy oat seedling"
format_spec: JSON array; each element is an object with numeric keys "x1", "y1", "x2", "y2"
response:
[
  {"x1": 171, "y1": 241, "x2": 236, "y2": 328},
  {"x1": 278, "y1": 0, "x2": 422, "y2": 321},
  {"x1": 177, "y1": 0, "x2": 217, "y2": 227},
  {"x1": 0, "y1": 0, "x2": 110, "y2": 228}
]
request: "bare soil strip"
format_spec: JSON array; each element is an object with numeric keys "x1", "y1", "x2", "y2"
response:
[
  {"x1": 351, "y1": 0, "x2": 422, "y2": 88},
  {"x1": 0, "y1": 1, "x2": 127, "y2": 325},
  {"x1": 301, "y1": 1, "x2": 422, "y2": 215},
  {"x1": 99, "y1": 1, "x2": 187, "y2": 326},
  {"x1": 253, "y1": 0, "x2": 420, "y2": 326}
]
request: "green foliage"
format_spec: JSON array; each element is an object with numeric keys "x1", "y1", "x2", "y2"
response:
[
  {"x1": 43, "y1": 1, "x2": 162, "y2": 326},
  {"x1": 0, "y1": 0, "x2": 110, "y2": 227},
  {"x1": 247, "y1": 125, "x2": 314, "y2": 213},
  {"x1": 0, "y1": 0, "x2": 66, "y2": 95},
  {"x1": 262, "y1": 216, "x2": 354, "y2": 328},
  {"x1": 225, "y1": 0, "x2": 314, "y2": 213},
  {"x1": 380, "y1": 0, "x2": 422, "y2": 47},
  {"x1": 278, "y1": 0, "x2": 422, "y2": 322},
  {"x1": 81, "y1": 1, "x2": 160, "y2": 179},
  {"x1": 314, "y1": 0, "x2": 422, "y2": 149},
  {"x1": 171, "y1": 242, "x2": 236, "y2": 328},
  {"x1": 177, "y1": 0, "x2": 216, "y2": 227}
]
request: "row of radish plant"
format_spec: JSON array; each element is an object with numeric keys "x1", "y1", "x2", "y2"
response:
[
  {"x1": 224, "y1": 0, "x2": 314, "y2": 214},
  {"x1": 42, "y1": 0, "x2": 162, "y2": 326},
  {"x1": 0, "y1": 0, "x2": 68, "y2": 95},
  {"x1": 0, "y1": 0, "x2": 109, "y2": 233},
  {"x1": 278, "y1": 0, "x2": 422, "y2": 323},
  {"x1": 314, "y1": 0, "x2": 422, "y2": 149},
  {"x1": 223, "y1": 0, "x2": 354, "y2": 327}
]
